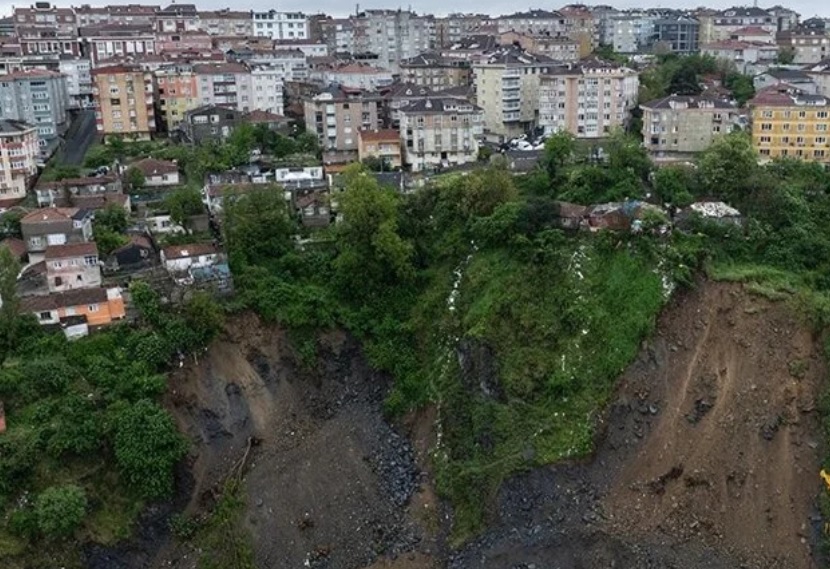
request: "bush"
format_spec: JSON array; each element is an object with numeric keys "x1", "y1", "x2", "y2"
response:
[{"x1": 34, "y1": 485, "x2": 87, "y2": 539}]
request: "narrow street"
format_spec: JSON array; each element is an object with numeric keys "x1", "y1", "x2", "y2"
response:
[{"x1": 61, "y1": 109, "x2": 97, "y2": 166}]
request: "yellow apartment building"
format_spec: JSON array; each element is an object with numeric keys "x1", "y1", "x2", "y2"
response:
[
  {"x1": 749, "y1": 86, "x2": 830, "y2": 163},
  {"x1": 92, "y1": 65, "x2": 156, "y2": 142}
]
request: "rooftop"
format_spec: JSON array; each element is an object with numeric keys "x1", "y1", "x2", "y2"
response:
[
  {"x1": 44, "y1": 242, "x2": 98, "y2": 260},
  {"x1": 359, "y1": 129, "x2": 400, "y2": 142},
  {"x1": 20, "y1": 288, "x2": 109, "y2": 312},
  {"x1": 641, "y1": 94, "x2": 738, "y2": 110},
  {"x1": 162, "y1": 243, "x2": 219, "y2": 259},
  {"x1": 131, "y1": 157, "x2": 179, "y2": 176}
]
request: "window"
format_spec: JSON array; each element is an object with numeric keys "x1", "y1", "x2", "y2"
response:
[
  {"x1": 760, "y1": 136, "x2": 771, "y2": 143},
  {"x1": 84, "y1": 255, "x2": 97, "y2": 266},
  {"x1": 88, "y1": 304, "x2": 99, "y2": 312},
  {"x1": 762, "y1": 110, "x2": 773, "y2": 118},
  {"x1": 819, "y1": 111, "x2": 829, "y2": 119},
  {"x1": 760, "y1": 123, "x2": 772, "y2": 131},
  {"x1": 39, "y1": 311, "x2": 52, "y2": 321}
]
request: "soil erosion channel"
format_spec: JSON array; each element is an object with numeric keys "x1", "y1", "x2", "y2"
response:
[{"x1": 153, "y1": 281, "x2": 823, "y2": 569}]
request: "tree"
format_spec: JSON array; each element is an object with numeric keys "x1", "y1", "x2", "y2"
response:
[
  {"x1": 777, "y1": 48, "x2": 796, "y2": 65},
  {"x1": 0, "y1": 211, "x2": 22, "y2": 237},
  {"x1": 697, "y1": 131, "x2": 758, "y2": 202},
  {"x1": 34, "y1": 485, "x2": 87, "y2": 539},
  {"x1": 0, "y1": 247, "x2": 21, "y2": 362},
  {"x1": 724, "y1": 72, "x2": 755, "y2": 107},
  {"x1": 93, "y1": 204, "x2": 129, "y2": 255},
  {"x1": 164, "y1": 187, "x2": 204, "y2": 233},
  {"x1": 653, "y1": 165, "x2": 695, "y2": 207},
  {"x1": 361, "y1": 155, "x2": 390, "y2": 172},
  {"x1": 111, "y1": 399, "x2": 188, "y2": 499},
  {"x1": 42, "y1": 164, "x2": 81, "y2": 183},
  {"x1": 223, "y1": 186, "x2": 295, "y2": 271},
  {"x1": 606, "y1": 129, "x2": 651, "y2": 182},
  {"x1": 182, "y1": 292, "x2": 224, "y2": 345},
  {"x1": 335, "y1": 164, "x2": 414, "y2": 295},
  {"x1": 543, "y1": 131, "x2": 577, "y2": 181},
  {"x1": 125, "y1": 166, "x2": 146, "y2": 191}
]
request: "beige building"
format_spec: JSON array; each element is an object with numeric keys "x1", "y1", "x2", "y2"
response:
[
  {"x1": 804, "y1": 59, "x2": 830, "y2": 98},
  {"x1": 45, "y1": 242, "x2": 102, "y2": 293},
  {"x1": 93, "y1": 65, "x2": 156, "y2": 141},
  {"x1": 357, "y1": 129, "x2": 403, "y2": 169},
  {"x1": 0, "y1": 120, "x2": 38, "y2": 205},
  {"x1": 399, "y1": 97, "x2": 483, "y2": 172},
  {"x1": 777, "y1": 27, "x2": 830, "y2": 65},
  {"x1": 497, "y1": 31, "x2": 580, "y2": 62},
  {"x1": 399, "y1": 52, "x2": 473, "y2": 90},
  {"x1": 640, "y1": 95, "x2": 739, "y2": 161},
  {"x1": 304, "y1": 85, "x2": 383, "y2": 167},
  {"x1": 473, "y1": 47, "x2": 556, "y2": 139},
  {"x1": 538, "y1": 58, "x2": 639, "y2": 139}
]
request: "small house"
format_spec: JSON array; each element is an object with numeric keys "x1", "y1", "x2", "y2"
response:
[
  {"x1": 161, "y1": 243, "x2": 221, "y2": 273},
  {"x1": 552, "y1": 201, "x2": 589, "y2": 230},
  {"x1": 294, "y1": 191, "x2": 331, "y2": 227},
  {"x1": 44, "y1": 242, "x2": 101, "y2": 293},
  {"x1": 19, "y1": 287, "x2": 126, "y2": 337},
  {"x1": 106, "y1": 234, "x2": 155, "y2": 271},
  {"x1": 131, "y1": 158, "x2": 181, "y2": 187}
]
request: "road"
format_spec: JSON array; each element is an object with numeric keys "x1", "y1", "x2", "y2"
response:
[{"x1": 62, "y1": 109, "x2": 97, "y2": 166}]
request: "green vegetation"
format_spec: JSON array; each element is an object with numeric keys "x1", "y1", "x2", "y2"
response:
[
  {"x1": 0, "y1": 276, "x2": 223, "y2": 562},
  {"x1": 92, "y1": 204, "x2": 129, "y2": 255}
]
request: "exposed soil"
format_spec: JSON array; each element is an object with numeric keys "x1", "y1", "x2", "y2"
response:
[
  {"x1": 451, "y1": 281, "x2": 825, "y2": 569},
  {"x1": 86, "y1": 281, "x2": 826, "y2": 569}
]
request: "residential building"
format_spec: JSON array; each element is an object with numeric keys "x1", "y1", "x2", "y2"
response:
[
  {"x1": 804, "y1": 59, "x2": 830, "y2": 98},
  {"x1": 730, "y1": 25, "x2": 775, "y2": 44},
  {"x1": 35, "y1": 174, "x2": 123, "y2": 207},
  {"x1": 20, "y1": 287, "x2": 126, "y2": 336},
  {"x1": 310, "y1": 61, "x2": 394, "y2": 90},
  {"x1": 318, "y1": 18, "x2": 355, "y2": 55},
  {"x1": 472, "y1": 47, "x2": 556, "y2": 139},
  {"x1": 155, "y1": 31, "x2": 213, "y2": 53},
  {"x1": 558, "y1": 4, "x2": 597, "y2": 57},
  {"x1": 273, "y1": 166, "x2": 326, "y2": 190},
  {"x1": 0, "y1": 120, "x2": 38, "y2": 203},
  {"x1": 246, "y1": 109, "x2": 290, "y2": 131},
  {"x1": 0, "y1": 69, "x2": 69, "y2": 154},
  {"x1": 44, "y1": 242, "x2": 101, "y2": 293},
  {"x1": 161, "y1": 242, "x2": 222, "y2": 272},
  {"x1": 702, "y1": 41, "x2": 779, "y2": 74},
  {"x1": 358, "y1": 129, "x2": 403, "y2": 169},
  {"x1": 497, "y1": 31, "x2": 580, "y2": 62},
  {"x1": 434, "y1": 14, "x2": 492, "y2": 47},
  {"x1": 400, "y1": 52, "x2": 473, "y2": 89},
  {"x1": 303, "y1": 85, "x2": 383, "y2": 166},
  {"x1": 640, "y1": 95, "x2": 739, "y2": 161},
  {"x1": 227, "y1": 48, "x2": 309, "y2": 82},
  {"x1": 155, "y1": 63, "x2": 199, "y2": 131},
  {"x1": 198, "y1": 10, "x2": 253, "y2": 37},
  {"x1": 606, "y1": 11, "x2": 659, "y2": 54},
  {"x1": 245, "y1": 65, "x2": 285, "y2": 116},
  {"x1": 17, "y1": 27, "x2": 80, "y2": 57},
  {"x1": 753, "y1": 68, "x2": 817, "y2": 94},
  {"x1": 273, "y1": 40, "x2": 328, "y2": 57},
  {"x1": 383, "y1": 83, "x2": 439, "y2": 128},
  {"x1": 180, "y1": 105, "x2": 243, "y2": 144},
  {"x1": 20, "y1": 207, "x2": 93, "y2": 257},
  {"x1": 777, "y1": 26, "x2": 830, "y2": 65},
  {"x1": 156, "y1": 3, "x2": 200, "y2": 33},
  {"x1": 350, "y1": 10, "x2": 434, "y2": 72},
  {"x1": 80, "y1": 24, "x2": 157, "y2": 66},
  {"x1": 13, "y1": 3, "x2": 77, "y2": 36},
  {"x1": 399, "y1": 96, "x2": 483, "y2": 172},
  {"x1": 711, "y1": 6, "x2": 777, "y2": 41},
  {"x1": 749, "y1": 86, "x2": 830, "y2": 163},
  {"x1": 131, "y1": 157, "x2": 180, "y2": 187},
  {"x1": 92, "y1": 65, "x2": 156, "y2": 141},
  {"x1": 106, "y1": 234, "x2": 155, "y2": 272},
  {"x1": 75, "y1": 4, "x2": 159, "y2": 28},
  {"x1": 252, "y1": 10, "x2": 309, "y2": 41},
  {"x1": 58, "y1": 57, "x2": 93, "y2": 109},
  {"x1": 538, "y1": 57, "x2": 639, "y2": 139},
  {"x1": 654, "y1": 16, "x2": 700, "y2": 55},
  {"x1": 441, "y1": 34, "x2": 499, "y2": 61},
  {"x1": 497, "y1": 10, "x2": 566, "y2": 36},
  {"x1": 192, "y1": 62, "x2": 248, "y2": 111}
]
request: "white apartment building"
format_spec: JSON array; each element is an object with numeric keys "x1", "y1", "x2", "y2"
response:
[
  {"x1": 252, "y1": 10, "x2": 309, "y2": 41},
  {"x1": 246, "y1": 66, "x2": 285, "y2": 116},
  {"x1": 539, "y1": 58, "x2": 639, "y2": 138},
  {"x1": 351, "y1": 10, "x2": 434, "y2": 72},
  {"x1": 399, "y1": 97, "x2": 483, "y2": 172},
  {"x1": 58, "y1": 58, "x2": 93, "y2": 109},
  {"x1": 0, "y1": 120, "x2": 38, "y2": 202}
]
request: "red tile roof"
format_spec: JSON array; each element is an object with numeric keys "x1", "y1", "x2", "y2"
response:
[
  {"x1": 20, "y1": 288, "x2": 109, "y2": 312},
  {"x1": 131, "y1": 158, "x2": 179, "y2": 176},
  {"x1": 0, "y1": 237, "x2": 26, "y2": 260},
  {"x1": 44, "y1": 242, "x2": 98, "y2": 260},
  {"x1": 359, "y1": 129, "x2": 400, "y2": 143},
  {"x1": 21, "y1": 207, "x2": 77, "y2": 224}
]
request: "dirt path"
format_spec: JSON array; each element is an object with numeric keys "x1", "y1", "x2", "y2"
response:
[{"x1": 451, "y1": 282, "x2": 825, "y2": 568}]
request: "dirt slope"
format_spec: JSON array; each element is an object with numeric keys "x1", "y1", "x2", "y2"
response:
[{"x1": 452, "y1": 281, "x2": 825, "y2": 569}]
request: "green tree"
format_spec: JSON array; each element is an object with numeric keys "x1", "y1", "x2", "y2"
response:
[
  {"x1": 335, "y1": 165, "x2": 414, "y2": 296},
  {"x1": 0, "y1": 247, "x2": 21, "y2": 362},
  {"x1": 543, "y1": 131, "x2": 577, "y2": 181},
  {"x1": 724, "y1": 72, "x2": 755, "y2": 107},
  {"x1": 183, "y1": 292, "x2": 224, "y2": 345},
  {"x1": 0, "y1": 211, "x2": 22, "y2": 237},
  {"x1": 606, "y1": 129, "x2": 651, "y2": 182},
  {"x1": 42, "y1": 164, "x2": 81, "y2": 182},
  {"x1": 34, "y1": 485, "x2": 87, "y2": 539},
  {"x1": 93, "y1": 204, "x2": 129, "y2": 255},
  {"x1": 224, "y1": 186, "x2": 295, "y2": 271},
  {"x1": 164, "y1": 187, "x2": 204, "y2": 233},
  {"x1": 777, "y1": 48, "x2": 795, "y2": 65},
  {"x1": 125, "y1": 166, "x2": 146, "y2": 191},
  {"x1": 652, "y1": 165, "x2": 695, "y2": 207},
  {"x1": 111, "y1": 399, "x2": 188, "y2": 499},
  {"x1": 697, "y1": 131, "x2": 757, "y2": 201}
]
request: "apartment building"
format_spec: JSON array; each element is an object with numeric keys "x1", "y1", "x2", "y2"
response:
[
  {"x1": 192, "y1": 62, "x2": 247, "y2": 111},
  {"x1": 13, "y1": 2, "x2": 77, "y2": 36},
  {"x1": 399, "y1": 96, "x2": 483, "y2": 172},
  {"x1": 75, "y1": 4, "x2": 159, "y2": 28},
  {"x1": 318, "y1": 18, "x2": 355, "y2": 55},
  {"x1": 227, "y1": 48, "x2": 309, "y2": 82},
  {"x1": 640, "y1": 95, "x2": 738, "y2": 161},
  {"x1": 804, "y1": 59, "x2": 830, "y2": 98},
  {"x1": 17, "y1": 27, "x2": 80, "y2": 57},
  {"x1": 80, "y1": 24, "x2": 157, "y2": 66},
  {"x1": 351, "y1": 10, "x2": 434, "y2": 72},
  {"x1": 400, "y1": 52, "x2": 472, "y2": 89},
  {"x1": 252, "y1": 10, "x2": 309, "y2": 41},
  {"x1": 180, "y1": 105, "x2": 242, "y2": 144},
  {"x1": 0, "y1": 120, "x2": 38, "y2": 203},
  {"x1": 45, "y1": 242, "x2": 102, "y2": 293},
  {"x1": 197, "y1": 10, "x2": 253, "y2": 37},
  {"x1": 0, "y1": 69, "x2": 69, "y2": 152},
  {"x1": 35, "y1": 174, "x2": 123, "y2": 207},
  {"x1": 558, "y1": 4, "x2": 597, "y2": 57},
  {"x1": 310, "y1": 61, "x2": 394, "y2": 90},
  {"x1": 497, "y1": 10, "x2": 565, "y2": 36},
  {"x1": 155, "y1": 63, "x2": 199, "y2": 130},
  {"x1": 58, "y1": 57, "x2": 93, "y2": 109},
  {"x1": 473, "y1": 47, "x2": 556, "y2": 139},
  {"x1": 358, "y1": 129, "x2": 403, "y2": 169},
  {"x1": 497, "y1": 31, "x2": 579, "y2": 62},
  {"x1": 605, "y1": 11, "x2": 656, "y2": 54},
  {"x1": 434, "y1": 14, "x2": 492, "y2": 48},
  {"x1": 20, "y1": 207, "x2": 93, "y2": 257},
  {"x1": 702, "y1": 40, "x2": 779, "y2": 74},
  {"x1": 92, "y1": 65, "x2": 156, "y2": 141},
  {"x1": 654, "y1": 16, "x2": 699, "y2": 55},
  {"x1": 749, "y1": 86, "x2": 830, "y2": 163},
  {"x1": 777, "y1": 26, "x2": 830, "y2": 65},
  {"x1": 303, "y1": 85, "x2": 383, "y2": 166},
  {"x1": 247, "y1": 65, "x2": 285, "y2": 116},
  {"x1": 710, "y1": 7, "x2": 777, "y2": 42},
  {"x1": 156, "y1": 3, "x2": 200, "y2": 33},
  {"x1": 538, "y1": 57, "x2": 639, "y2": 139}
]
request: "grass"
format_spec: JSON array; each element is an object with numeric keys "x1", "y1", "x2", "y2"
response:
[
  {"x1": 192, "y1": 480, "x2": 255, "y2": 569},
  {"x1": 423, "y1": 237, "x2": 666, "y2": 542}
]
